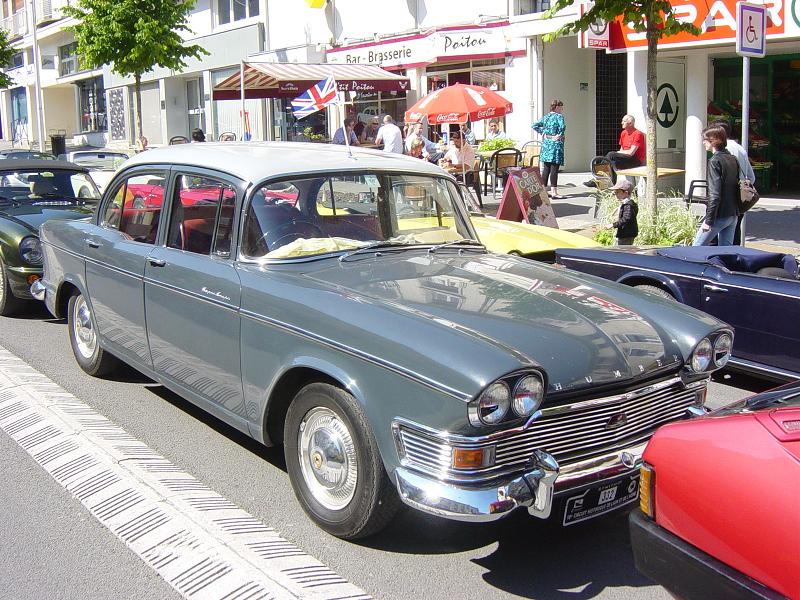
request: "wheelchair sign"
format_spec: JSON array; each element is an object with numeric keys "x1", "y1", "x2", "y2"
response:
[{"x1": 736, "y1": 2, "x2": 767, "y2": 58}]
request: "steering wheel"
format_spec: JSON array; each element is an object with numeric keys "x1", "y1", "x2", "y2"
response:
[{"x1": 258, "y1": 219, "x2": 324, "y2": 252}]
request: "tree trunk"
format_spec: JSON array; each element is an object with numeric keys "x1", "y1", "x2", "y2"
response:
[
  {"x1": 645, "y1": 16, "x2": 659, "y2": 224},
  {"x1": 134, "y1": 73, "x2": 143, "y2": 142}
]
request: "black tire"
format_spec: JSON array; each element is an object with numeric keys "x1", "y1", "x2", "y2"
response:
[
  {"x1": 0, "y1": 256, "x2": 26, "y2": 316},
  {"x1": 67, "y1": 291, "x2": 119, "y2": 377},
  {"x1": 634, "y1": 284, "x2": 674, "y2": 300},
  {"x1": 284, "y1": 382, "x2": 400, "y2": 539}
]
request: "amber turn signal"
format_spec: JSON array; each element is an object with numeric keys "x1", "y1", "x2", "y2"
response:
[
  {"x1": 639, "y1": 463, "x2": 655, "y2": 518},
  {"x1": 27, "y1": 274, "x2": 40, "y2": 285},
  {"x1": 452, "y1": 448, "x2": 487, "y2": 470}
]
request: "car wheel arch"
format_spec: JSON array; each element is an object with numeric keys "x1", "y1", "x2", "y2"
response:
[
  {"x1": 54, "y1": 279, "x2": 86, "y2": 320},
  {"x1": 263, "y1": 364, "x2": 361, "y2": 447},
  {"x1": 618, "y1": 272, "x2": 682, "y2": 302}
]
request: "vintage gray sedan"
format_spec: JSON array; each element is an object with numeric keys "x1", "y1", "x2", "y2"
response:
[{"x1": 35, "y1": 142, "x2": 733, "y2": 539}]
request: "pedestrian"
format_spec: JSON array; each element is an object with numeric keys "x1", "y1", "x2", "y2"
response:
[
  {"x1": 710, "y1": 119, "x2": 755, "y2": 245},
  {"x1": 191, "y1": 128, "x2": 206, "y2": 142},
  {"x1": 486, "y1": 119, "x2": 507, "y2": 140},
  {"x1": 693, "y1": 125, "x2": 740, "y2": 247},
  {"x1": 587, "y1": 114, "x2": 645, "y2": 186},
  {"x1": 375, "y1": 115, "x2": 404, "y2": 154},
  {"x1": 332, "y1": 118, "x2": 360, "y2": 146},
  {"x1": 607, "y1": 179, "x2": 638, "y2": 245},
  {"x1": 532, "y1": 99, "x2": 566, "y2": 199}
]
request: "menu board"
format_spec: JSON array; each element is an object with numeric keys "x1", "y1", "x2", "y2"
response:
[{"x1": 495, "y1": 167, "x2": 559, "y2": 228}]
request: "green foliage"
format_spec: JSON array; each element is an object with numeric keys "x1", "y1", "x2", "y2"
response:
[
  {"x1": 63, "y1": 0, "x2": 208, "y2": 78},
  {"x1": 477, "y1": 138, "x2": 516, "y2": 153},
  {"x1": 543, "y1": 0, "x2": 700, "y2": 42},
  {"x1": 303, "y1": 127, "x2": 325, "y2": 142},
  {"x1": 594, "y1": 189, "x2": 700, "y2": 246},
  {"x1": 0, "y1": 28, "x2": 16, "y2": 89}
]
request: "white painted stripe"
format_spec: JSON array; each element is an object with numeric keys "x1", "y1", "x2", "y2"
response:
[{"x1": 0, "y1": 345, "x2": 371, "y2": 600}]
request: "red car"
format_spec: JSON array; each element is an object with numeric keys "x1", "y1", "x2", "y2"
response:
[{"x1": 630, "y1": 382, "x2": 800, "y2": 600}]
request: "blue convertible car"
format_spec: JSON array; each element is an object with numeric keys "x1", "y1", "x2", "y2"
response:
[{"x1": 555, "y1": 246, "x2": 800, "y2": 381}]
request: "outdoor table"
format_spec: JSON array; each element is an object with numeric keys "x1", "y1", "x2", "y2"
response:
[{"x1": 616, "y1": 166, "x2": 685, "y2": 197}]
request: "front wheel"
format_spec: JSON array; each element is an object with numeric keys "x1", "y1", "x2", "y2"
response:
[
  {"x1": 68, "y1": 291, "x2": 119, "y2": 376},
  {"x1": 284, "y1": 383, "x2": 400, "y2": 539},
  {"x1": 0, "y1": 256, "x2": 26, "y2": 316}
]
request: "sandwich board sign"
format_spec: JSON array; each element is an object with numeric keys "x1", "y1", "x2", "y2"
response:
[{"x1": 495, "y1": 167, "x2": 559, "y2": 228}]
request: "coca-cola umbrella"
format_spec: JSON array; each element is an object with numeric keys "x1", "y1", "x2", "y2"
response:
[{"x1": 404, "y1": 83, "x2": 513, "y2": 184}]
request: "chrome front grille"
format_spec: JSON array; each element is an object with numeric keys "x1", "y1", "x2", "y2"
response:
[{"x1": 394, "y1": 378, "x2": 701, "y2": 483}]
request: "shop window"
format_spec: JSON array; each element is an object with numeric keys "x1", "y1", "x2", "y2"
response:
[
  {"x1": 59, "y1": 42, "x2": 79, "y2": 76},
  {"x1": 217, "y1": 0, "x2": 259, "y2": 25},
  {"x1": 79, "y1": 76, "x2": 106, "y2": 132},
  {"x1": 350, "y1": 87, "x2": 407, "y2": 139}
]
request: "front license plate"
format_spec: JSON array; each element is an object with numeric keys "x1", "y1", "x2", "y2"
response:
[{"x1": 562, "y1": 475, "x2": 639, "y2": 526}]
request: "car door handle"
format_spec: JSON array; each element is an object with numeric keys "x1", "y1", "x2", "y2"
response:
[
  {"x1": 703, "y1": 284, "x2": 728, "y2": 293},
  {"x1": 148, "y1": 257, "x2": 166, "y2": 267},
  {"x1": 85, "y1": 238, "x2": 100, "y2": 249}
]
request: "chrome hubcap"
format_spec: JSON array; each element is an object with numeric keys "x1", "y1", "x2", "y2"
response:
[
  {"x1": 297, "y1": 407, "x2": 358, "y2": 510},
  {"x1": 72, "y1": 296, "x2": 96, "y2": 359}
]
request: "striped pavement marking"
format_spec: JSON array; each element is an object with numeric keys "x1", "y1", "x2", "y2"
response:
[{"x1": 0, "y1": 345, "x2": 371, "y2": 600}]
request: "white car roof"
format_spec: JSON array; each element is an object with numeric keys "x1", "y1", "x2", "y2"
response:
[{"x1": 122, "y1": 142, "x2": 445, "y2": 183}]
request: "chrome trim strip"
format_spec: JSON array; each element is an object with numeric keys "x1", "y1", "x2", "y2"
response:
[
  {"x1": 241, "y1": 309, "x2": 470, "y2": 401},
  {"x1": 727, "y1": 357, "x2": 800, "y2": 381},
  {"x1": 562, "y1": 256, "x2": 800, "y2": 300},
  {"x1": 393, "y1": 376, "x2": 694, "y2": 445},
  {"x1": 85, "y1": 256, "x2": 141, "y2": 281},
  {"x1": 143, "y1": 277, "x2": 238, "y2": 312}
]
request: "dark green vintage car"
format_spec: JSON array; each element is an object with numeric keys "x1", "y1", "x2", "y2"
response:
[
  {"x1": 36, "y1": 143, "x2": 733, "y2": 539},
  {"x1": 0, "y1": 159, "x2": 100, "y2": 314}
]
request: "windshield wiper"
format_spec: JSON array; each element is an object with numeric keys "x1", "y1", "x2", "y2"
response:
[
  {"x1": 339, "y1": 240, "x2": 418, "y2": 262},
  {"x1": 428, "y1": 239, "x2": 485, "y2": 254}
]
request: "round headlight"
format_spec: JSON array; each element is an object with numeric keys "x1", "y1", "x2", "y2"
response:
[
  {"x1": 713, "y1": 333, "x2": 732, "y2": 368},
  {"x1": 512, "y1": 374, "x2": 544, "y2": 418},
  {"x1": 691, "y1": 338, "x2": 713, "y2": 372},
  {"x1": 19, "y1": 236, "x2": 42, "y2": 265},
  {"x1": 473, "y1": 381, "x2": 510, "y2": 425}
]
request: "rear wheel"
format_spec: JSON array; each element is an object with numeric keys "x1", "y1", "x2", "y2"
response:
[
  {"x1": 633, "y1": 284, "x2": 674, "y2": 300},
  {"x1": 284, "y1": 382, "x2": 400, "y2": 539},
  {"x1": 0, "y1": 256, "x2": 26, "y2": 316},
  {"x1": 68, "y1": 291, "x2": 119, "y2": 376}
]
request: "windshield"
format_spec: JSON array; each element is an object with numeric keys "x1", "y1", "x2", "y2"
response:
[
  {"x1": 0, "y1": 169, "x2": 101, "y2": 204},
  {"x1": 241, "y1": 173, "x2": 477, "y2": 259},
  {"x1": 0, "y1": 151, "x2": 56, "y2": 160},
  {"x1": 69, "y1": 152, "x2": 129, "y2": 171}
]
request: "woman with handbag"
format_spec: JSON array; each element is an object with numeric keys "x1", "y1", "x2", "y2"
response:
[
  {"x1": 532, "y1": 99, "x2": 566, "y2": 199},
  {"x1": 693, "y1": 125, "x2": 740, "y2": 246}
]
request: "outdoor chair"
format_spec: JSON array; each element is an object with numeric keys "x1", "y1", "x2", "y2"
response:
[
  {"x1": 219, "y1": 132, "x2": 237, "y2": 141},
  {"x1": 169, "y1": 135, "x2": 190, "y2": 145},
  {"x1": 590, "y1": 157, "x2": 613, "y2": 191},
  {"x1": 488, "y1": 148, "x2": 522, "y2": 200},
  {"x1": 521, "y1": 140, "x2": 542, "y2": 168},
  {"x1": 684, "y1": 179, "x2": 709, "y2": 207}
]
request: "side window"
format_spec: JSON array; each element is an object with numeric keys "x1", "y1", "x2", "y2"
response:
[
  {"x1": 101, "y1": 172, "x2": 166, "y2": 245},
  {"x1": 167, "y1": 174, "x2": 236, "y2": 256}
]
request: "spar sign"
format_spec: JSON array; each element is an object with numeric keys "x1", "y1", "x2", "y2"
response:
[{"x1": 608, "y1": 0, "x2": 785, "y2": 51}]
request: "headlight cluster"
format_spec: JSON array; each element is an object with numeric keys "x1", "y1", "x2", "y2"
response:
[
  {"x1": 19, "y1": 236, "x2": 43, "y2": 265},
  {"x1": 469, "y1": 371, "x2": 546, "y2": 427},
  {"x1": 687, "y1": 331, "x2": 733, "y2": 373}
]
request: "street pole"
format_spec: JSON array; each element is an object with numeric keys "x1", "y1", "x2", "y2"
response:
[
  {"x1": 740, "y1": 55, "x2": 750, "y2": 246},
  {"x1": 29, "y1": 0, "x2": 46, "y2": 151},
  {"x1": 240, "y1": 61, "x2": 246, "y2": 141}
]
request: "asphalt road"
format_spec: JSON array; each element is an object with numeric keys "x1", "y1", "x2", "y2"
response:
[{"x1": 0, "y1": 305, "x2": 774, "y2": 600}]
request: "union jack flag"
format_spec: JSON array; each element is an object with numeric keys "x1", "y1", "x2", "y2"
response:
[{"x1": 291, "y1": 76, "x2": 339, "y2": 119}]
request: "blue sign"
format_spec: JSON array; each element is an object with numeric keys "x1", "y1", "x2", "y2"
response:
[{"x1": 736, "y1": 2, "x2": 767, "y2": 58}]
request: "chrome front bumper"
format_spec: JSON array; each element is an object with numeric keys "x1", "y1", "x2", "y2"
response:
[
  {"x1": 30, "y1": 278, "x2": 46, "y2": 301},
  {"x1": 394, "y1": 441, "x2": 648, "y2": 522}
]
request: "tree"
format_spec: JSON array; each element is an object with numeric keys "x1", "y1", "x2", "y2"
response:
[
  {"x1": 544, "y1": 1, "x2": 699, "y2": 220},
  {"x1": 63, "y1": 0, "x2": 208, "y2": 141},
  {"x1": 0, "y1": 28, "x2": 17, "y2": 89}
]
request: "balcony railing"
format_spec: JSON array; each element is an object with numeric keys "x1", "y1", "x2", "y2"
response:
[
  {"x1": 1, "y1": 9, "x2": 28, "y2": 38},
  {"x1": 37, "y1": 0, "x2": 73, "y2": 23}
]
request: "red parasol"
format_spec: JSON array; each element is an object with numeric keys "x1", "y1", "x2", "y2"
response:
[{"x1": 404, "y1": 83, "x2": 513, "y2": 125}]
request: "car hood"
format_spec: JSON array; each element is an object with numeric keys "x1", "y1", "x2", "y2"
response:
[
  {"x1": 472, "y1": 216, "x2": 599, "y2": 255},
  {"x1": 304, "y1": 252, "x2": 719, "y2": 392},
  {"x1": 0, "y1": 204, "x2": 94, "y2": 234}
]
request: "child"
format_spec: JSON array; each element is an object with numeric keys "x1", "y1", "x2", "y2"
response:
[{"x1": 608, "y1": 179, "x2": 638, "y2": 245}]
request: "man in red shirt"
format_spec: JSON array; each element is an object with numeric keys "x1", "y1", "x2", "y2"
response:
[
  {"x1": 586, "y1": 114, "x2": 646, "y2": 186},
  {"x1": 606, "y1": 114, "x2": 645, "y2": 182}
]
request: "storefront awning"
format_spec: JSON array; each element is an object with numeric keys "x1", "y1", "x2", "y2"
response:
[{"x1": 212, "y1": 62, "x2": 410, "y2": 100}]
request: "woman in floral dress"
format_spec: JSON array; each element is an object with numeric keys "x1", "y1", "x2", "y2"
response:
[{"x1": 532, "y1": 99, "x2": 566, "y2": 199}]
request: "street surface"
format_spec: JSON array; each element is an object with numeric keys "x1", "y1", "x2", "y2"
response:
[{"x1": 1, "y1": 194, "x2": 796, "y2": 600}]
